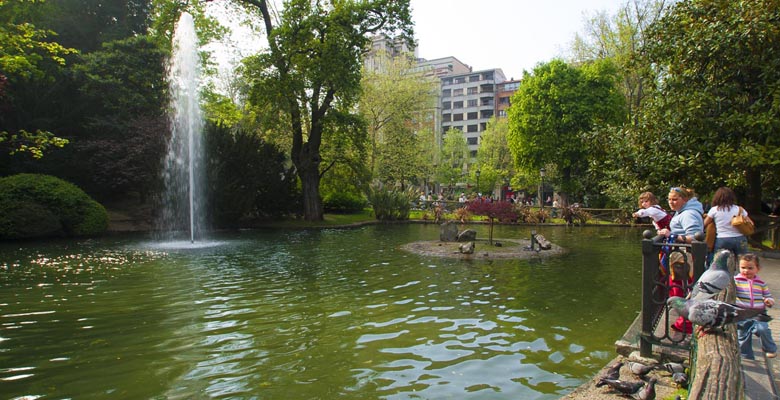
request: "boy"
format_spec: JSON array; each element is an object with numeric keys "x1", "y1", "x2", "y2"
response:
[{"x1": 735, "y1": 253, "x2": 777, "y2": 359}]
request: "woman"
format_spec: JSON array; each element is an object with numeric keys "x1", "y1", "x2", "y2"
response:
[
  {"x1": 658, "y1": 186, "x2": 704, "y2": 244},
  {"x1": 703, "y1": 186, "x2": 749, "y2": 257},
  {"x1": 657, "y1": 186, "x2": 704, "y2": 334}
]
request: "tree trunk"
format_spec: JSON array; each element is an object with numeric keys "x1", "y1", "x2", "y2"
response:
[
  {"x1": 745, "y1": 167, "x2": 762, "y2": 214},
  {"x1": 299, "y1": 165, "x2": 323, "y2": 221}
]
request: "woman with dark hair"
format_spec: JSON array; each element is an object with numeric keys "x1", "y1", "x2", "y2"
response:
[{"x1": 703, "y1": 186, "x2": 750, "y2": 257}]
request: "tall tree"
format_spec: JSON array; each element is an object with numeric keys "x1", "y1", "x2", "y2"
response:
[
  {"x1": 437, "y1": 129, "x2": 469, "y2": 191},
  {"x1": 507, "y1": 59, "x2": 626, "y2": 206},
  {"x1": 635, "y1": 0, "x2": 780, "y2": 210},
  {"x1": 569, "y1": 0, "x2": 670, "y2": 126},
  {"x1": 359, "y1": 50, "x2": 437, "y2": 180},
  {"x1": 475, "y1": 117, "x2": 514, "y2": 196},
  {"x1": 238, "y1": 0, "x2": 414, "y2": 221}
]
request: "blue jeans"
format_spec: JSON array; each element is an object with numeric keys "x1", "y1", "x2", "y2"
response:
[
  {"x1": 738, "y1": 319, "x2": 777, "y2": 359},
  {"x1": 708, "y1": 236, "x2": 749, "y2": 264}
]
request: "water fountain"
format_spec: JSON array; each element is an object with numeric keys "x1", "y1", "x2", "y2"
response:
[{"x1": 161, "y1": 12, "x2": 205, "y2": 244}]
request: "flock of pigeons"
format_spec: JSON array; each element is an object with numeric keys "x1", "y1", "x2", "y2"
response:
[
  {"x1": 596, "y1": 360, "x2": 687, "y2": 399},
  {"x1": 594, "y1": 249, "x2": 773, "y2": 399}
]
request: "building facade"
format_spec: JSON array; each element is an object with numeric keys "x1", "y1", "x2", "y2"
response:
[{"x1": 439, "y1": 68, "x2": 507, "y2": 157}]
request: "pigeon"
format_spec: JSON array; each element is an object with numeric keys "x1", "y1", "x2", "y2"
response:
[
  {"x1": 627, "y1": 377, "x2": 656, "y2": 400},
  {"x1": 598, "y1": 378, "x2": 645, "y2": 395},
  {"x1": 627, "y1": 361, "x2": 654, "y2": 378},
  {"x1": 595, "y1": 361, "x2": 624, "y2": 386},
  {"x1": 667, "y1": 296, "x2": 772, "y2": 335},
  {"x1": 690, "y1": 249, "x2": 733, "y2": 300},
  {"x1": 663, "y1": 362, "x2": 686, "y2": 374},
  {"x1": 672, "y1": 371, "x2": 688, "y2": 388}
]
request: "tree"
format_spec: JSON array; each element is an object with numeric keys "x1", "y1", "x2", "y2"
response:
[
  {"x1": 507, "y1": 59, "x2": 627, "y2": 206},
  {"x1": 437, "y1": 129, "x2": 469, "y2": 191},
  {"x1": 635, "y1": 0, "x2": 780, "y2": 210},
  {"x1": 467, "y1": 201, "x2": 516, "y2": 245},
  {"x1": 475, "y1": 117, "x2": 514, "y2": 196},
  {"x1": 570, "y1": 0, "x2": 670, "y2": 125},
  {"x1": 359, "y1": 51, "x2": 437, "y2": 181},
  {"x1": 238, "y1": 0, "x2": 414, "y2": 221},
  {"x1": 0, "y1": 0, "x2": 75, "y2": 159}
]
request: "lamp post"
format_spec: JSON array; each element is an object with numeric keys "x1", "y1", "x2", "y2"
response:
[
  {"x1": 539, "y1": 167, "x2": 546, "y2": 209},
  {"x1": 476, "y1": 169, "x2": 481, "y2": 196}
]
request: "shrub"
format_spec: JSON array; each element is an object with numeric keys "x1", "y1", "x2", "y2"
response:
[
  {"x1": 367, "y1": 185, "x2": 415, "y2": 220},
  {"x1": 323, "y1": 191, "x2": 367, "y2": 213},
  {"x1": 0, "y1": 174, "x2": 108, "y2": 239}
]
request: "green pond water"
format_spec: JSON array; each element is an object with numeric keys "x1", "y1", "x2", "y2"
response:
[{"x1": 0, "y1": 224, "x2": 645, "y2": 399}]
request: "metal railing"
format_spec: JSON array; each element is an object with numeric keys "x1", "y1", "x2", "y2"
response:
[{"x1": 639, "y1": 230, "x2": 707, "y2": 357}]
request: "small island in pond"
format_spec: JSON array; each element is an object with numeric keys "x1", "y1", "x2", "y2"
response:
[{"x1": 401, "y1": 222, "x2": 566, "y2": 260}]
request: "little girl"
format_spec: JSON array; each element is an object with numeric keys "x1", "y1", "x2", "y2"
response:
[
  {"x1": 633, "y1": 192, "x2": 672, "y2": 230},
  {"x1": 735, "y1": 253, "x2": 776, "y2": 359}
]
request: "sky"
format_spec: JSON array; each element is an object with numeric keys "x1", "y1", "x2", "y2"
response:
[{"x1": 410, "y1": 0, "x2": 626, "y2": 80}]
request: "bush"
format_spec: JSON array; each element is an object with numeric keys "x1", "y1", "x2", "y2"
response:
[
  {"x1": 323, "y1": 191, "x2": 367, "y2": 213},
  {"x1": 0, "y1": 174, "x2": 108, "y2": 239},
  {"x1": 367, "y1": 185, "x2": 415, "y2": 221}
]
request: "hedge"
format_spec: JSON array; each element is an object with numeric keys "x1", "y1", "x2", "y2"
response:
[{"x1": 0, "y1": 174, "x2": 108, "y2": 239}]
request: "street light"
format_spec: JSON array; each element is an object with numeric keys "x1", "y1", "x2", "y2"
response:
[
  {"x1": 539, "y1": 167, "x2": 546, "y2": 209},
  {"x1": 476, "y1": 169, "x2": 481, "y2": 195}
]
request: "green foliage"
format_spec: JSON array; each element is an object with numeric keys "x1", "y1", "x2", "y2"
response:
[
  {"x1": 507, "y1": 59, "x2": 627, "y2": 203},
  {"x1": 634, "y1": 0, "x2": 780, "y2": 205},
  {"x1": 367, "y1": 185, "x2": 415, "y2": 221},
  {"x1": 240, "y1": 0, "x2": 414, "y2": 221},
  {"x1": 205, "y1": 123, "x2": 299, "y2": 227},
  {"x1": 0, "y1": 173, "x2": 108, "y2": 239},
  {"x1": 323, "y1": 191, "x2": 367, "y2": 213},
  {"x1": 438, "y1": 128, "x2": 469, "y2": 185}
]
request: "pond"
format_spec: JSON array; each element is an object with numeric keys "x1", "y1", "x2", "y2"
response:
[{"x1": 0, "y1": 224, "x2": 645, "y2": 399}]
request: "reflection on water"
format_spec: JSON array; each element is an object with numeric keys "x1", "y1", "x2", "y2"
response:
[{"x1": 0, "y1": 225, "x2": 644, "y2": 399}]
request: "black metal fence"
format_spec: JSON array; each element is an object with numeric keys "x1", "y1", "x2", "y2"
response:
[{"x1": 639, "y1": 230, "x2": 707, "y2": 357}]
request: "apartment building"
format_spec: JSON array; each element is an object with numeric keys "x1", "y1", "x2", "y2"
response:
[
  {"x1": 440, "y1": 68, "x2": 507, "y2": 157},
  {"x1": 496, "y1": 79, "x2": 521, "y2": 119}
]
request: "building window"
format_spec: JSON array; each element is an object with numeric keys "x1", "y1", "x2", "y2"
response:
[
  {"x1": 442, "y1": 78, "x2": 452, "y2": 85},
  {"x1": 467, "y1": 112, "x2": 478, "y2": 120},
  {"x1": 453, "y1": 88, "x2": 463, "y2": 96},
  {"x1": 482, "y1": 72, "x2": 494, "y2": 81},
  {"x1": 467, "y1": 137, "x2": 478, "y2": 145},
  {"x1": 467, "y1": 87, "x2": 478, "y2": 95},
  {"x1": 480, "y1": 122, "x2": 487, "y2": 131},
  {"x1": 467, "y1": 99, "x2": 477, "y2": 107},
  {"x1": 497, "y1": 110, "x2": 507, "y2": 117},
  {"x1": 453, "y1": 113, "x2": 464, "y2": 121},
  {"x1": 469, "y1": 74, "x2": 480, "y2": 82},
  {"x1": 470, "y1": 150, "x2": 478, "y2": 158},
  {"x1": 481, "y1": 110, "x2": 494, "y2": 119},
  {"x1": 442, "y1": 113, "x2": 451, "y2": 122},
  {"x1": 481, "y1": 97, "x2": 494, "y2": 106},
  {"x1": 499, "y1": 96, "x2": 510, "y2": 105},
  {"x1": 453, "y1": 101, "x2": 463, "y2": 109},
  {"x1": 442, "y1": 101, "x2": 451, "y2": 110},
  {"x1": 442, "y1": 89, "x2": 451, "y2": 97},
  {"x1": 454, "y1": 77, "x2": 466, "y2": 84},
  {"x1": 467, "y1": 124, "x2": 478, "y2": 133}
]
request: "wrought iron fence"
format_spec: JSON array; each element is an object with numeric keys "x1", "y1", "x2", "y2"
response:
[{"x1": 639, "y1": 230, "x2": 707, "y2": 357}]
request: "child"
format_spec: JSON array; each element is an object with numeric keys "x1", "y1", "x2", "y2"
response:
[
  {"x1": 633, "y1": 192, "x2": 672, "y2": 230},
  {"x1": 735, "y1": 253, "x2": 776, "y2": 359}
]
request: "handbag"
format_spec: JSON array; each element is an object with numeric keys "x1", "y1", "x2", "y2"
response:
[{"x1": 731, "y1": 206, "x2": 755, "y2": 236}]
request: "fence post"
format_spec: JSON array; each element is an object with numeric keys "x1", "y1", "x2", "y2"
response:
[{"x1": 640, "y1": 230, "x2": 658, "y2": 357}]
